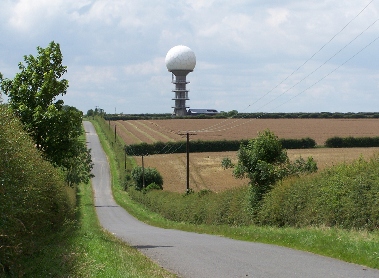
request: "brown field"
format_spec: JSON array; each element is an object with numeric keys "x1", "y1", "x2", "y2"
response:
[
  {"x1": 113, "y1": 118, "x2": 379, "y2": 192},
  {"x1": 113, "y1": 118, "x2": 379, "y2": 146},
  {"x1": 134, "y1": 147, "x2": 379, "y2": 193}
]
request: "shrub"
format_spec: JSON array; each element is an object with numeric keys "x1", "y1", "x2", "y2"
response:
[
  {"x1": 131, "y1": 166, "x2": 163, "y2": 190},
  {"x1": 128, "y1": 186, "x2": 252, "y2": 226},
  {"x1": 325, "y1": 136, "x2": 379, "y2": 148},
  {"x1": 125, "y1": 137, "x2": 316, "y2": 156},
  {"x1": 145, "y1": 182, "x2": 163, "y2": 191},
  {"x1": 258, "y1": 156, "x2": 379, "y2": 230},
  {"x1": 0, "y1": 105, "x2": 75, "y2": 275}
]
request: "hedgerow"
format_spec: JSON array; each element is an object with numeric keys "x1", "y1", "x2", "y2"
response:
[
  {"x1": 125, "y1": 137, "x2": 316, "y2": 156},
  {"x1": 128, "y1": 186, "x2": 252, "y2": 226},
  {"x1": 0, "y1": 105, "x2": 75, "y2": 275},
  {"x1": 325, "y1": 136, "x2": 379, "y2": 148},
  {"x1": 258, "y1": 156, "x2": 379, "y2": 230}
]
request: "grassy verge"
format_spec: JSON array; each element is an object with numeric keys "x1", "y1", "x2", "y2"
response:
[
  {"x1": 92, "y1": 118, "x2": 379, "y2": 270},
  {"x1": 15, "y1": 123, "x2": 176, "y2": 278},
  {"x1": 19, "y1": 182, "x2": 176, "y2": 277}
]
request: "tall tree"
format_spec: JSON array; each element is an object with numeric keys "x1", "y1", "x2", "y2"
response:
[{"x1": 0, "y1": 41, "x2": 93, "y2": 187}]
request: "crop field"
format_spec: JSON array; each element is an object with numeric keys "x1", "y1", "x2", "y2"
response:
[
  {"x1": 111, "y1": 118, "x2": 379, "y2": 192},
  {"x1": 112, "y1": 118, "x2": 379, "y2": 146}
]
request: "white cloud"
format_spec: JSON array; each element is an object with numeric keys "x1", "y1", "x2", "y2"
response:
[
  {"x1": 69, "y1": 66, "x2": 118, "y2": 86},
  {"x1": 123, "y1": 58, "x2": 165, "y2": 75},
  {"x1": 266, "y1": 8, "x2": 290, "y2": 28},
  {"x1": 1, "y1": 0, "x2": 378, "y2": 114}
]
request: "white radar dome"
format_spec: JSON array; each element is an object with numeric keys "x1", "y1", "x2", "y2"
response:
[{"x1": 165, "y1": 45, "x2": 196, "y2": 71}]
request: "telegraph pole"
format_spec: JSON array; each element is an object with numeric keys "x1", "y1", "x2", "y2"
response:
[
  {"x1": 114, "y1": 124, "x2": 117, "y2": 143},
  {"x1": 186, "y1": 133, "x2": 190, "y2": 192},
  {"x1": 142, "y1": 154, "x2": 145, "y2": 188},
  {"x1": 124, "y1": 148, "x2": 127, "y2": 170}
]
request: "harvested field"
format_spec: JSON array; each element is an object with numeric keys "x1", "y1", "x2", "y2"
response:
[
  {"x1": 134, "y1": 147, "x2": 379, "y2": 193},
  {"x1": 117, "y1": 118, "x2": 379, "y2": 192},
  {"x1": 114, "y1": 118, "x2": 379, "y2": 146}
]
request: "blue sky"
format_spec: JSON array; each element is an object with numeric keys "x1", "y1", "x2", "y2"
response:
[{"x1": 0, "y1": 0, "x2": 378, "y2": 114}]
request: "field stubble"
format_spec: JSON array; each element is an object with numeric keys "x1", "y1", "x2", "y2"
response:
[{"x1": 135, "y1": 148, "x2": 379, "y2": 193}]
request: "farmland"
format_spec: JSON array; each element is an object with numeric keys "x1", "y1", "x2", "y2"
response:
[
  {"x1": 112, "y1": 118, "x2": 379, "y2": 146},
  {"x1": 112, "y1": 118, "x2": 379, "y2": 192},
  {"x1": 135, "y1": 148, "x2": 379, "y2": 193}
]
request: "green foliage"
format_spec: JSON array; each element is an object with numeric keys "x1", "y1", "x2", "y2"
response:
[
  {"x1": 258, "y1": 156, "x2": 379, "y2": 230},
  {"x1": 128, "y1": 186, "x2": 252, "y2": 226},
  {"x1": 1, "y1": 41, "x2": 68, "y2": 147},
  {"x1": 125, "y1": 137, "x2": 316, "y2": 156},
  {"x1": 325, "y1": 136, "x2": 379, "y2": 148},
  {"x1": 131, "y1": 166, "x2": 163, "y2": 191},
  {"x1": 0, "y1": 42, "x2": 93, "y2": 187},
  {"x1": 232, "y1": 130, "x2": 317, "y2": 215},
  {"x1": 0, "y1": 105, "x2": 75, "y2": 275},
  {"x1": 221, "y1": 157, "x2": 234, "y2": 169},
  {"x1": 287, "y1": 156, "x2": 318, "y2": 176},
  {"x1": 233, "y1": 130, "x2": 288, "y2": 185},
  {"x1": 145, "y1": 182, "x2": 163, "y2": 192}
]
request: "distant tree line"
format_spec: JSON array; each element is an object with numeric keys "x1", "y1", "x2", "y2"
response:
[{"x1": 100, "y1": 111, "x2": 379, "y2": 121}]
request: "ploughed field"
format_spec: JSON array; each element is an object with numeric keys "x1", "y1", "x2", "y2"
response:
[{"x1": 113, "y1": 118, "x2": 379, "y2": 192}]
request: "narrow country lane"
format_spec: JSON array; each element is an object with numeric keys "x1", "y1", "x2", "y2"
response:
[{"x1": 84, "y1": 121, "x2": 379, "y2": 278}]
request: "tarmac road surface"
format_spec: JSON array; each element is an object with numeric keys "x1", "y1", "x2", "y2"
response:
[{"x1": 84, "y1": 121, "x2": 379, "y2": 278}]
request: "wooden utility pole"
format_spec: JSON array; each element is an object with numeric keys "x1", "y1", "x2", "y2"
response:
[
  {"x1": 124, "y1": 149, "x2": 127, "y2": 170},
  {"x1": 186, "y1": 133, "x2": 190, "y2": 192},
  {"x1": 142, "y1": 154, "x2": 145, "y2": 188},
  {"x1": 114, "y1": 124, "x2": 117, "y2": 142}
]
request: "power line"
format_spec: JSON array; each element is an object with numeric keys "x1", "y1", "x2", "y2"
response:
[
  {"x1": 189, "y1": 2, "x2": 377, "y2": 134},
  {"x1": 244, "y1": 0, "x2": 376, "y2": 111},
  {"x1": 254, "y1": 17, "x2": 379, "y2": 112},
  {"x1": 185, "y1": 27, "x2": 379, "y2": 134},
  {"x1": 273, "y1": 33, "x2": 379, "y2": 111}
]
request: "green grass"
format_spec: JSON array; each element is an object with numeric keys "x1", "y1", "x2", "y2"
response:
[
  {"x1": 10, "y1": 121, "x2": 176, "y2": 278},
  {"x1": 92, "y1": 117, "x2": 379, "y2": 271},
  {"x1": 17, "y1": 182, "x2": 176, "y2": 277}
]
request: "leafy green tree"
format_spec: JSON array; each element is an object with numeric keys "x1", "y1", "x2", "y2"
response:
[
  {"x1": 87, "y1": 109, "x2": 94, "y2": 117},
  {"x1": 229, "y1": 130, "x2": 317, "y2": 213},
  {"x1": 1, "y1": 41, "x2": 68, "y2": 146},
  {"x1": 0, "y1": 41, "x2": 93, "y2": 187},
  {"x1": 233, "y1": 130, "x2": 288, "y2": 206}
]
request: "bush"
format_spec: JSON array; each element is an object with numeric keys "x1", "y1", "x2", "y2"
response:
[
  {"x1": 0, "y1": 105, "x2": 75, "y2": 275},
  {"x1": 258, "y1": 156, "x2": 379, "y2": 230},
  {"x1": 325, "y1": 136, "x2": 379, "y2": 148},
  {"x1": 131, "y1": 166, "x2": 163, "y2": 190},
  {"x1": 145, "y1": 182, "x2": 163, "y2": 191},
  {"x1": 125, "y1": 137, "x2": 316, "y2": 156},
  {"x1": 128, "y1": 186, "x2": 252, "y2": 226}
]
